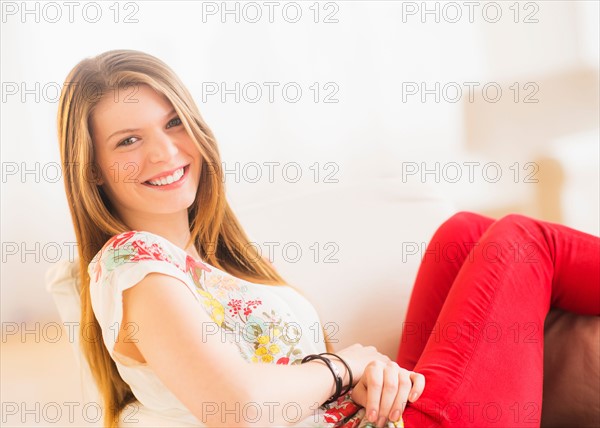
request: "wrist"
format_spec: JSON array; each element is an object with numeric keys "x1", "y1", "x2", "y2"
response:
[
  {"x1": 301, "y1": 354, "x2": 343, "y2": 405},
  {"x1": 331, "y1": 361, "x2": 349, "y2": 388},
  {"x1": 305, "y1": 359, "x2": 339, "y2": 398},
  {"x1": 319, "y1": 352, "x2": 354, "y2": 396}
]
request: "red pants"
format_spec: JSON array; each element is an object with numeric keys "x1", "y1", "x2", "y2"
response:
[{"x1": 396, "y1": 212, "x2": 600, "y2": 427}]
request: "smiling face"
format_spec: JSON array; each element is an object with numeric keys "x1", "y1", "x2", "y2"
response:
[{"x1": 90, "y1": 83, "x2": 201, "y2": 230}]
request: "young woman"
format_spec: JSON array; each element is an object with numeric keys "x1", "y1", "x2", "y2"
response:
[{"x1": 57, "y1": 50, "x2": 599, "y2": 428}]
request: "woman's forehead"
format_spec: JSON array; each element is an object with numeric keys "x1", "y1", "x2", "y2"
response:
[
  {"x1": 92, "y1": 85, "x2": 172, "y2": 124},
  {"x1": 98, "y1": 83, "x2": 170, "y2": 108}
]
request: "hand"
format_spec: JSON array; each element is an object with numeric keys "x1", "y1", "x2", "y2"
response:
[
  {"x1": 349, "y1": 361, "x2": 425, "y2": 427},
  {"x1": 335, "y1": 343, "x2": 392, "y2": 386}
]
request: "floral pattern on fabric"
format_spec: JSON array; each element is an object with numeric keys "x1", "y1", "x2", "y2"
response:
[
  {"x1": 303, "y1": 393, "x2": 405, "y2": 428},
  {"x1": 96, "y1": 231, "x2": 310, "y2": 367},
  {"x1": 93, "y1": 230, "x2": 405, "y2": 428}
]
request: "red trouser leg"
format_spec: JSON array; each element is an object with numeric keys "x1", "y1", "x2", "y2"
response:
[
  {"x1": 397, "y1": 211, "x2": 497, "y2": 371},
  {"x1": 397, "y1": 212, "x2": 600, "y2": 427}
]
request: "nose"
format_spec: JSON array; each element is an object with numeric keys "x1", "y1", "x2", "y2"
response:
[{"x1": 146, "y1": 132, "x2": 178, "y2": 163}]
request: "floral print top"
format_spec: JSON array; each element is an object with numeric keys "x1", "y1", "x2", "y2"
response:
[{"x1": 88, "y1": 230, "x2": 404, "y2": 428}]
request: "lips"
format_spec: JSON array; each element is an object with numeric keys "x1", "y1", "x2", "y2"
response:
[{"x1": 144, "y1": 165, "x2": 189, "y2": 186}]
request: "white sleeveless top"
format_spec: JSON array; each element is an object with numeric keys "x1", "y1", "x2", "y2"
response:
[{"x1": 88, "y1": 230, "x2": 404, "y2": 428}]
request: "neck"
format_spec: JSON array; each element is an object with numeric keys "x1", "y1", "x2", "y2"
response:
[{"x1": 118, "y1": 209, "x2": 200, "y2": 258}]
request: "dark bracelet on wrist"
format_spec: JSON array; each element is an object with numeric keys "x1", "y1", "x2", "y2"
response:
[
  {"x1": 318, "y1": 352, "x2": 354, "y2": 397},
  {"x1": 301, "y1": 354, "x2": 343, "y2": 405}
]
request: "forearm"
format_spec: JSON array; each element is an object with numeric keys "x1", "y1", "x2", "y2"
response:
[{"x1": 238, "y1": 358, "x2": 350, "y2": 427}]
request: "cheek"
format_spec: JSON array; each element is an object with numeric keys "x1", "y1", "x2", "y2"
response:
[
  {"x1": 96, "y1": 150, "x2": 144, "y2": 186},
  {"x1": 97, "y1": 176, "x2": 121, "y2": 205},
  {"x1": 92, "y1": 148, "x2": 113, "y2": 182},
  {"x1": 184, "y1": 142, "x2": 203, "y2": 177},
  {"x1": 95, "y1": 159, "x2": 136, "y2": 204}
]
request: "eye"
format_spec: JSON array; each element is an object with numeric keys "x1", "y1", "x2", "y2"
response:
[
  {"x1": 117, "y1": 136, "x2": 138, "y2": 147},
  {"x1": 167, "y1": 117, "x2": 182, "y2": 128}
]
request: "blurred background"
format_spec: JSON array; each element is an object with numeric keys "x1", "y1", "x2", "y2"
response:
[{"x1": 2, "y1": 1, "x2": 598, "y2": 426}]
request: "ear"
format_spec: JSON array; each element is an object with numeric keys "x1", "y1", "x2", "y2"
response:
[
  {"x1": 88, "y1": 162, "x2": 104, "y2": 185},
  {"x1": 92, "y1": 171, "x2": 104, "y2": 186}
]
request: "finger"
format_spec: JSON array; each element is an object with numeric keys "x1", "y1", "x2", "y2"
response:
[
  {"x1": 349, "y1": 378, "x2": 367, "y2": 404},
  {"x1": 376, "y1": 362, "x2": 400, "y2": 427},
  {"x1": 364, "y1": 363, "x2": 384, "y2": 424},
  {"x1": 394, "y1": 369, "x2": 413, "y2": 418},
  {"x1": 408, "y1": 371, "x2": 426, "y2": 402},
  {"x1": 387, "y1": 371, "x2": 411, "y2": 423}
]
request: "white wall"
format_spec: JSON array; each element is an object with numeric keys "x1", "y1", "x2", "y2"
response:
[{"x1": 1, "y1": 1, "x2": 597, "y2": 322}]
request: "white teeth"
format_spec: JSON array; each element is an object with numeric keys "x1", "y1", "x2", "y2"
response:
[{"x1": 147, "y1": 167, "x2": 184, "y2": 186}]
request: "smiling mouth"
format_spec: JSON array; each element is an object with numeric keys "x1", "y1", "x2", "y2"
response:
[{"x1": 144, "y1": 165, "x2": 188, "y2": 186}]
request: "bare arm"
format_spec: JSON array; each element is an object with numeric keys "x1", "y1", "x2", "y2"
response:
[{"x1": 122, "y1": 272, "x2": 353, "y2": 428}]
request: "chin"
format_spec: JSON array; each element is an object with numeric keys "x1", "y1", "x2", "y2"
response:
[{"x1": 174, "y1": 193, "x2": 199, "y2": 213}]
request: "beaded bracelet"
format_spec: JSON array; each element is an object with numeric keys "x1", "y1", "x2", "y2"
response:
[
  {"x1": 319, "y1": 352, "x2": 353, "y2": 396},
  {"x1": 301, "y1": 354, "x2": 343, "y2": 405}
]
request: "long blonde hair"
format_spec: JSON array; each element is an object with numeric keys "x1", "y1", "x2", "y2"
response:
[{"x1": 57, "y1": 49, "x2": 332, "y2": 428}]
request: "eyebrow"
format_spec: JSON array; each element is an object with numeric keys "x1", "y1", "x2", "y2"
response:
[{"x1": 105, "y1": 108, "x2": 177, "y2": 143}]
